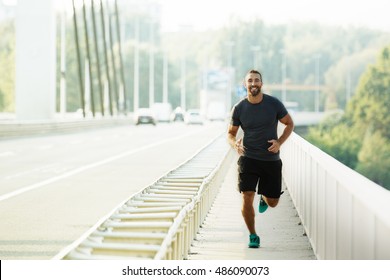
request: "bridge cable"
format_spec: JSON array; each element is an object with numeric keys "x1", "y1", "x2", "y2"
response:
[
  {"x1": 114, "y1": 0, "x2": 128, "y2": 114},
  {"x1": 72, "y1": 0, "x2": 86, "y2": 118},
  {"x1": 106, "y1": 0, "x2": 120, "y2": 113},
  {"x1": 91, "y1": 0, "x2": 105, "y2": 116},
  {"x1": 99, "y1": 0, "x2": 114, "y2": 116},
  {"x1": 82, "y1": 0, "x2": 96, "y2": 117}
]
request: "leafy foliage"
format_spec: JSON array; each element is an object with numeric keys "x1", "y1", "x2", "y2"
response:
[
  {"x1": 307, "y1": 46, "x2": 390, "y2": 190},
  {"x1": 306, "y1": 113, "x2": 362, "y2": 168},
  {"x1": 0, "y1": 20, "x2": 15, "y2": 112},
  {"x1": 357, "y1": 131, "x2": 390, "y2": 187}
]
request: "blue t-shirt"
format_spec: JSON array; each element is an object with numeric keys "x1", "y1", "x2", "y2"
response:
[{"x1": 230, "y1": 94, "x2": 288, "y2": 161}]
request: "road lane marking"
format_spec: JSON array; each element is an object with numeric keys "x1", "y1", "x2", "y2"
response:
[
  {"x1": 0, "y1": 151, "x2": 15, "y2": 157},
  {"x1": 0, "y1": 128, "x2": 210, "y2": 203},
  {"x1": 4, "y1": 163, "x2": 60, "y2": 180}
]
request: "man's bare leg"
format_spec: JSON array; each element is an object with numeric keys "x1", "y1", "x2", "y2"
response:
[{"x1": 242, "y1": 191, "x2": 256, "y2": 234}]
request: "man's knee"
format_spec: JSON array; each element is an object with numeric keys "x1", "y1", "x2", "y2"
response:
[
  {"x1": 242, "y1": 191, "x2": 255, "y2": 207},
  {"x1": 242, "y1": 191, "x2": 255, "y2": 200},
  {"x1": 264, "y1": 197, "x2": 279, "y2": 208}
]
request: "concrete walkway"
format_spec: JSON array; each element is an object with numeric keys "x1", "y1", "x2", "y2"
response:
[{"x1": 188, "y1": 156, "x2": 316, "y2": 260}]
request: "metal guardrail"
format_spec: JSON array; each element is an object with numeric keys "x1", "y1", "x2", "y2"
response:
[{"x1": 54, "y1": 133, "x2": 234, "y2": 260}]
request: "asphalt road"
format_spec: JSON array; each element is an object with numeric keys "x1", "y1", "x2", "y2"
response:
[{"x1": 0, "y1": 121, "x2": 227, "y2": 259}]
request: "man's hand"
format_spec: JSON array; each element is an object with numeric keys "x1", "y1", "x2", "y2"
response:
[
  {"x1": 235, "y1": 138, "x2": 245, "y2": 156},
  {"x1": 267, "y1": 139, "x2": 281, "y2": 153}
]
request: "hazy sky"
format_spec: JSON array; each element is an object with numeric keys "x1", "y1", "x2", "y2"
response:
[{"x1": 159, "y1": 0, "x2": 390, "y2": 32}]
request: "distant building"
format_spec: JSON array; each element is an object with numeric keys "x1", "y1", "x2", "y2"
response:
[{"x1": 200, "y1": 69, "x2": 231, "y2": 121}]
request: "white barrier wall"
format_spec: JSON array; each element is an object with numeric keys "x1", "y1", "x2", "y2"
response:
[
  {"x1": 15, "y1": 0, "x2": 56, "y2": 120},
  {"x1": 281, "y1": 133, "x2": 390, "y2": 260}
]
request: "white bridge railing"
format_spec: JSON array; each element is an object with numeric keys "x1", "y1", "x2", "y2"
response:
[
  {"x1": 281, "y1": 132, "x2": 390, "y2": 259},
  {"x1": 54, "y1": 134, "x2": 233, "y2": 260}
]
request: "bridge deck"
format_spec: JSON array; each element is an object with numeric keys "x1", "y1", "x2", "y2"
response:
[{"x1": 188, "y1": 157, "x2": 316, "y2": 260}]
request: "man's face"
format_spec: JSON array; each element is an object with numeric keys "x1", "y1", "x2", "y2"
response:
[{"x1": 245, "y1": 73, "x2": 262, "y2": 97}]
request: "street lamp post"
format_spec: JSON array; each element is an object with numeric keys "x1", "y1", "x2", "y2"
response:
[
  {"x1": 346, "y1": 59, "x2": 351, "y2": 104},
  {"x1": 251, "y1": 46, "x2": 261, "y2": 69},
  {"x1": 281, "y1": 49, "x2": 287, "y2": 103},
  {"x1": 226, "y1": 41, "x2": 235, "y2": 112},
  {"x1": 163, "y1": 51, "x2": 168, "y2": 104},
  {"x1": 133, "y1": 16, "x2": 139, "y2": 112},
  {"x1": 149, "y1": 18, "x2": 155, "y2": 108},
  {"x1": 178, "y1": 25, "x2": 193, "y2": 111},
  {"x1": 180, "y1": 53, "x2": 186, "y2": 111},
  {"x1": 315, "y1": 54, "x2": 321, "y2": 112}
]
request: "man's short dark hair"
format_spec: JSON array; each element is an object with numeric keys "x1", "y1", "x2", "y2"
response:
[{"x1": 246, "y1": 69, "x2": 262, "y2": 82}]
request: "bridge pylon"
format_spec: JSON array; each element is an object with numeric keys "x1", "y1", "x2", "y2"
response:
[{"x1": 15, "y1": 0, "x2": 56, "y2": 120}]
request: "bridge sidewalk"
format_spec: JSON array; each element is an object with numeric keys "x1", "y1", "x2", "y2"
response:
[{"x1": 188, "y1": 155, "x2": 316, "y2": 260}]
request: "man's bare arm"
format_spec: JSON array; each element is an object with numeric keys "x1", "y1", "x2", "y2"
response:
[
  {"x1": 278, "y1": 113, "x2": 294, "y2": 145},
  {"x1": 228, "y1": 125, "x2": 245, "y2": 156},
  {"x1": 268, "y1": 113, "x2": 294, "y2": 153}
]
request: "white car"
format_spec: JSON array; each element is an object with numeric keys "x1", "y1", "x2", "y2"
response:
[
  {"x1": 185, "y1": 109, "x2": 204, "y2": 125},
  {"x1": 134, "y1": 108, "x2": 156, "y2": 125},
  {"x1": 171, "y1": 106, "x2": 185, "y2": 122}
]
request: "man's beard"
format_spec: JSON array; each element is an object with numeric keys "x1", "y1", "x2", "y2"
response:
[{"x1": 249, "y1": 85, "x2": 261, "y2": 97}]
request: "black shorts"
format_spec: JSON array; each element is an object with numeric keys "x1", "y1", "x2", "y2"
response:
[{"x1": 237, "y1": 156, "x2": 282, "y2": 198}]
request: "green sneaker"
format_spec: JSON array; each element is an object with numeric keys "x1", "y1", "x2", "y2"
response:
[
  {"x1": 259, "y1": 195, "x2": 268, "y2": 213},
  {"x1": 248, "y1": 234, "x2": 260, "y2": 248}
]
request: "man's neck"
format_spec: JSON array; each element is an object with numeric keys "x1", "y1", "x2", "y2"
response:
[{"x1": 247, "y1": 92, "x2": 263, "y2": 104}]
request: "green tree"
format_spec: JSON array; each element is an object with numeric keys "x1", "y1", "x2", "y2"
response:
[
  {"x1": 349, "y1": 47, "x2": 390, "y2": 138},
  {"x1": 306, "y1": 113, "x2": 362, "y2": 168},
  {"x1": 0, "y1": 20, "x2": 15, "y2": 112},
  {"x1": 324, "y1": 48, "x2": 377, "y2": 110},
  {"x1": 357, "y1": 130, "x2": 390, "y2": 187},
  {"x1": 307, "y1": 46, "x2": 390, "y2": 190}
]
